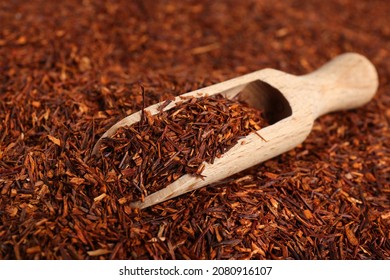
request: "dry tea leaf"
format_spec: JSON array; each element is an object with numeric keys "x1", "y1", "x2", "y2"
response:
[
  {"x1": 94, "y1": 193, "x2": 107, "y2": 202},
  {"x1": 87, "y1": 249, "x2": 111, "y2": 257},
  {"x1": 6, "y1": 205, "x2": 18, "y2": 217},
  {"x1": 264, "y1": 172, "x2": 279, "y2": 179},
  {"x1": 303, "y1": 209, "x2": 313, "y2": 219},
  {"x1": 70, "y1": 177, "x2": 85, "y2": 186},
  {"x1": 47, "y1": 135, "x2": 61, "y2": 146},
  {"x1": 345, "y1": 224, "x2": 359, "y2": 246},
  {"x1": 26, "y1": 246, "x2": 41, "y2": 254}
]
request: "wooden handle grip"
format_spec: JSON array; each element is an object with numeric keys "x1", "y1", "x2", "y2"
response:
[{"x1": 301, "y1": 53, "x2": 379, "y2": 118}]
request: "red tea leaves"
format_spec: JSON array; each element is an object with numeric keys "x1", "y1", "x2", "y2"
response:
[
  {"x1": 0, "y1": 0, "x2": 389, "y2": 260},
  {"x1": 95, "y1": 94, "x2": 268, "y2": 202}
]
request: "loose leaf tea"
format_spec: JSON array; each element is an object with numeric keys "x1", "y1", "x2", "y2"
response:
[
  {"x1": 0, "y1": 0, "x2": 389, "y2": 260},
  {"x1": 96, "y1": 94, "x2": 268, "y2": 202}
]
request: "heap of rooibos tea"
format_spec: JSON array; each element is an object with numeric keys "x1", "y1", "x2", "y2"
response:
[{"x1": 97, "y1": 94, "x2": 268, "y2": 202}]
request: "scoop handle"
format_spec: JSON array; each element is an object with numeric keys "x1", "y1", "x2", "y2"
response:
[{"x1": 301, "y1": 53, "x2": 379, "y2": 118}]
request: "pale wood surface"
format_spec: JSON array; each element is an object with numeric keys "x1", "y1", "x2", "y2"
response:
[{"x1": 92, "y1": 53, "x2": 378, "y2": 209}]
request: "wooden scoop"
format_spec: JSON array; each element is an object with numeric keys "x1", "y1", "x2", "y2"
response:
[{"x1": 93, "y1": 53, "x2": 378, "y2": 209}]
